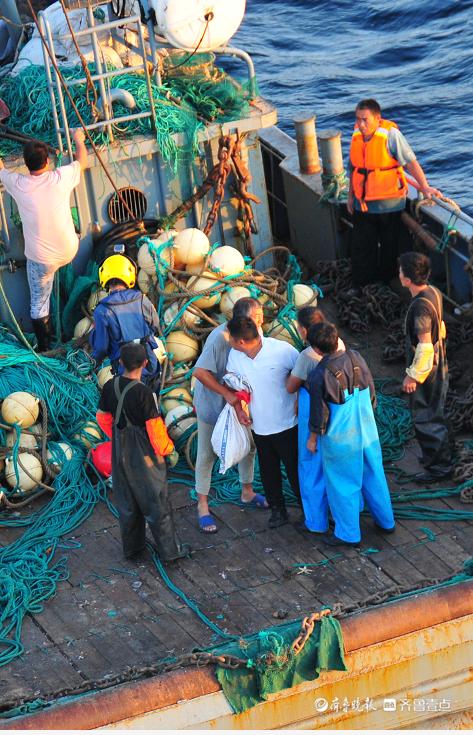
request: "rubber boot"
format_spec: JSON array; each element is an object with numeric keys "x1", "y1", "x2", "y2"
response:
[{"x1": 31, "y1": 316, "x2": 53, "y2": 352}]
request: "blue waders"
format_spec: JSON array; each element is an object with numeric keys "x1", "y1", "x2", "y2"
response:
[
  {"x1": 297, "y1": 387, "x2": 329, "y2": 532},
  {"x1": 320, "y1": 365, "x2": 395, "y2": 543}
]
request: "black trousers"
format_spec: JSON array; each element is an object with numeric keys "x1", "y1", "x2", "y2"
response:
[
  {"x1": 253, "y1": 425, "x2": 301, "y2": 511},
  {"x1": 351, "y1": 209, "x2": 402, "y2": 286},
  {"x1": 112, "y1": 424, "x2": 181, "y2": 559},
  {"x1": 409, "y1": 365, "x2": 453, "y2": 475}
]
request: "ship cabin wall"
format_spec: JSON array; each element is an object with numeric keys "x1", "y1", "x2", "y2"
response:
[{"x1": 0, "y1": 129, "x2": 274, "y2": 330}]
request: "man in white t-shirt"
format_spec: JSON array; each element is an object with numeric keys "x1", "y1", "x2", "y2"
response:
[
  {"x1": 226, "y1": 316, "x2": 301, "y2": 528},
  {"x1": 0, "y1": 128, "x2": 87, "y2": 350}
]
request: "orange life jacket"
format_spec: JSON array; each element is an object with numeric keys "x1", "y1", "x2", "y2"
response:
[{"x1": 350, "y1": 118, "x2": 408, "y2": 211}]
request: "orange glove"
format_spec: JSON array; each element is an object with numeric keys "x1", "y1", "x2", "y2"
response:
[
  {"x1": 96, "y1": 410, "x2": 113, "y2": 439},
  {"x1": 146, "y1": 416, "x2": 174, "y2": 457}
]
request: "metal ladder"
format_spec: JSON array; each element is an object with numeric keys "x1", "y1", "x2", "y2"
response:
[{"x1": 38, "y1": 1, "x2": 159, "y2": 157}]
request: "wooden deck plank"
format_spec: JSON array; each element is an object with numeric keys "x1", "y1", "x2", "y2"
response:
[
  {"x1": 367, "y1": 546, "x2": 426, "y2": 587},
  {"x1": 3, "y1": 467, "x2": 473, "y2": 709},
  {"x1": 423, "y1": 531, "x2": 472, "y2": 574},
  {"x1": 397, "y1": 537, "x2": 455, "y2": 580},
  {"x1": 0, "y1": 621, "x2": 85, "y2": 707},
  {"x1": 180, "y1": 590, "x2": 272, "y2": 639}
]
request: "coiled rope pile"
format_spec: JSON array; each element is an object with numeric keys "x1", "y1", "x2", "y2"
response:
[{"x1": 0, "y1": 332, "x2": 106, "y2": 667}]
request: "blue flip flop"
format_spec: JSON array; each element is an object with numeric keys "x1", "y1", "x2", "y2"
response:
[
  {"x1": 198, "y1": 514, "x2": 218, "y2": 533},
  {"x1": 241, "y1": 493, "x2": 269, "y2": 509}
]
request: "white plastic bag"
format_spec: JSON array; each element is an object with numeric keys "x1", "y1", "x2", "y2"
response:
[{"x1": 211, "y1": 373, "x2": 253, "y2": 474}]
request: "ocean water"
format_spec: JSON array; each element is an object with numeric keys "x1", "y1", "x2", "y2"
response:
[{"x1": 233, "y1": 0, "x2": 473, "y2": 212}]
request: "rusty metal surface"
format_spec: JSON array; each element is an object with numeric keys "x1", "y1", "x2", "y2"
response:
[
  {"x1": 342, "y1": 579, "x2": 473, "y2": 652},
  {"x1": 1, "y1": 668, "x2": 220, "y2": 731},
  {"x1": 4, "y1": 579, "x2": 473, "y2": 731}
]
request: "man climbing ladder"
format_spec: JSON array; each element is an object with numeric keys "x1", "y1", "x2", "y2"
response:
[{"x1": 0, "y1": 128, "x2": 87, "y2": 351}]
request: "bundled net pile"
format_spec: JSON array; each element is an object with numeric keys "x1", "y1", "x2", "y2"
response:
[
  {"x1": 0, "y1": 53, "x2": 255, "y2": 171},
  {"x1": 0, "y1": 331, "x2": 106, "y2": 667}
]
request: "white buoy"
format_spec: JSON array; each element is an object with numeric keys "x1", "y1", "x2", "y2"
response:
[
  {"x1": 74, "y1": 316, "x2": 93, "y2": 338},
  {"x1": 219, "y1": 286, "x2": 251, "y2": 319},
  {"x1": 187, "y1": 273, "x2": 220, "y2": 309},
  {"x1": 1, "y1": 392, "x2": 39, "y2": 428},
  {"x1": 5, "y1": 453, "x2": 43, "y2": 492},
  {"x1": 185, "y1": 260, "x2": 206, "y2": 275},
  {"x1": 97, "y1": 365, "x2": 114, "y2": 388},
  {"x1": 208, "y1": 245, "x2": 245, "y2": 277},
  {"x1": 164, "y1": 404, "x2": 196, "y2": 440},
  {"x1": 47, "y1": 441, "x2": 73, "y2": 470},
  {"x1": 137, "y1": 243, "x2": 158, "y2": 276},
  {"x1": 164, "y1": 301, "x2": 201, "y2": 329},
  {"x1": 291, "y1": 283, "x2": 318, "y2": 308},
  {"x1": 151, "y1": 0, "x2": 246, "y2": 52},
  {"x1": 137, "y1": 268, "x2": 156, "y2": 295},
  {"x1": 265, "y1": 318, "x2": 298, "y2": 345},
  {"x1": 5, "y1": 430, "x2": 38, "y2": 450},
  {"x1": 166, "y1": 331, "x2": 199, "y2": 362},
  {"x1": 73, "y1": 421, "x2": 102, "y2": 449},
  {"x1": 173, "y1": 228, "x2": 210, "y2": 266},
  {"x1": 172, "y1": 362, "x2": 192, "y2": 379},
  {"x1": 164, "y1": 282, "x2": 179, "y2": 296},
  {"x1": 87, "y1": 288, "x2": 107, "y2": 312},
  {"x1": 161, "y1": 386, "x2": 193, "y2": 414},
  {"x1": 138, "y1": 230, "x2": 179, "y2": 275}
]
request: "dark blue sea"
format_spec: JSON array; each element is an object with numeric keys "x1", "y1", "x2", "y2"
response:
[{"x1": 233, "y1": 0, "x2": 473, "y2": 213}]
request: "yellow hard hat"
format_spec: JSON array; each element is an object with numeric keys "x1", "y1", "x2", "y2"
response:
[{"x1": 99, "y1": 254, "x2": 137, "y2": 289}]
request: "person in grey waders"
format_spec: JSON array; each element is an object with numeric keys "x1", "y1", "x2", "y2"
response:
[
  {"x1": 96, "y1": 342, "x2": 189, "y2": 561},
  {"x1": 399, "y1": 252, "x2": 453, "y2": 482}
]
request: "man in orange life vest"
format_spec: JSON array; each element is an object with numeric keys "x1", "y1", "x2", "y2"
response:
[{"x1": 347, "y1": 98, "x2": 441, "y2": 292}]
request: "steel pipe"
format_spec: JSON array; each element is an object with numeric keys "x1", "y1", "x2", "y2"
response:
[
  {"x1": 294, "y1": 115, "x2": 321, "y2": 175},
  {"x1": 406, "y1": 175, "x2": 473, "y2": 230},
  {"x1": 318, "y1": 128, "x2": 344, "y2": 176},
  {"x1": 58, "y1": 110, "x2": 152, "y2": 134},
  {"x1": 62, "y1": 64, "x2": 147, "y2": 87},
  {"x1": 56, "y1": 14, "x2": 142, "y2": 39}
]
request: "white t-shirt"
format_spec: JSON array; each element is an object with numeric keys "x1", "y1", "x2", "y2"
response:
[
  {"x1": 0, "y1": 161, "x2": 81, "y2": 267},
  {"x1": 227, "y1": 337, "x2": 298, "y2": 436}
]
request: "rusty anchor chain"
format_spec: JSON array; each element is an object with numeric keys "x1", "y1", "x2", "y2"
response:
[
  {"x1": 203, "y1": 136, "x2": 233, "y2": 236},
  {"x1": 291, "y1": 608, "x2": 336, "y2": 655}
]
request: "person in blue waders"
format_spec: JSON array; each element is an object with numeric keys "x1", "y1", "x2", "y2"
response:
[
  {"x1": 89, "y1": 246, "x2": 161, "y2": 393},
  {"x1": 305, "y1": 322, "x2": 395, "y2": 546},
  {"x1": 286, "y1": 307, "x2": 345, "y2": 533}
]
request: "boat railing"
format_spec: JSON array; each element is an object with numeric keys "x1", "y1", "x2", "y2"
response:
[{"x1": 37, "y1": 7, "x2": 157, "y2": 156}]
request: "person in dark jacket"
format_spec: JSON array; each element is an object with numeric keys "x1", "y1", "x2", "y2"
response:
[
  {"x1": 399, "y1": 252, "x2": 452, "y2": 482},
  {"x1": 306, "y1": 322, "x2": 395, "y2": 546},
  {"x1": 96, "y1": 342, "x2": 189, "y2": 562},
  {"x1": 89, "y1": 250, "x2": 161, "y2": 391}
]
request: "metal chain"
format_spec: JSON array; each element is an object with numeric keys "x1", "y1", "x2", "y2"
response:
[
  {"x1": 203, "y1": 136, "x2": 233, "y2": 236},
  {"x1": 291, "y1": 608, "x2": 334, "y2": 655},
  {"x1": 230, "y1": 133, "x2": 261, "y2": 258}
]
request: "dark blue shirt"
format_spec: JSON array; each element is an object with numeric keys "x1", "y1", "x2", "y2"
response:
[{"x1": 307, "y1": 349, "x2": 376, "y2": 434}]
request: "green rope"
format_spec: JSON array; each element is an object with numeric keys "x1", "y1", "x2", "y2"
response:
[
  {"x1": 320, "y1": 170, "x2": 349, "y2": 202},
  {"x1": 0, "y1": 63, "x2": 254, "y2": 172},
  {"x1": 435, "y1": 211, "x2": 459, "y2": 253}
]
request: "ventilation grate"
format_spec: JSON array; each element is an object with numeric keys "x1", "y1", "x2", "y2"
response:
[{"x1": 107, "y1": 186, "x2": 148, "y2": 224}]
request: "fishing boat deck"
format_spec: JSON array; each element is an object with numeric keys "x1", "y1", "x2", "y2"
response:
[{"x1": 1, "y1": 437, "x2": 472, "y2": 710}]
